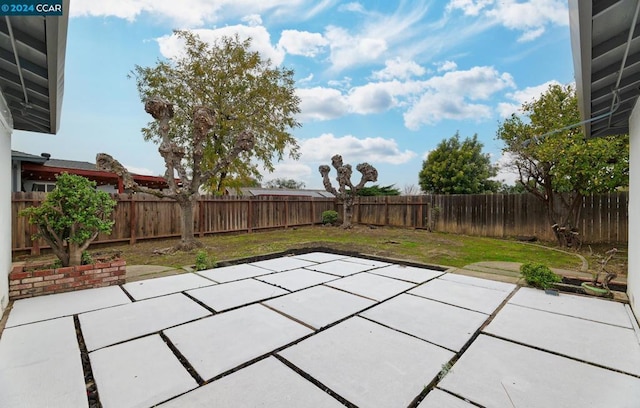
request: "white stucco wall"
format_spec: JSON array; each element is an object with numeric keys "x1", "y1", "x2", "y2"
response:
[
  {"x1": 628, "y1": 101, "x2": 640, "y2": 322},
  {"x1": 0, "y1": 91, "x2": 13, "y2": 316}
]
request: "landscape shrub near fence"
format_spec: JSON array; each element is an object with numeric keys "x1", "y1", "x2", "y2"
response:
[{"x1": 12, "y1": 191, "x2": 628, "y2": 254}]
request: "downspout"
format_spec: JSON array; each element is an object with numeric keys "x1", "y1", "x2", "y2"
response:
[{"x1": 5, "y1": 17, "x2": 30, "y2": 108}]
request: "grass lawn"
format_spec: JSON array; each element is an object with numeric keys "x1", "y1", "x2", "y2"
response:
[{"x1": 89, "y1": 225, "x2": 621, "y2": 273}]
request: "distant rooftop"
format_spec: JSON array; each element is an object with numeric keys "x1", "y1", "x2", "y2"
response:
[{"x1": 236, "y1": 187, "x2": 334, "y2": 198}]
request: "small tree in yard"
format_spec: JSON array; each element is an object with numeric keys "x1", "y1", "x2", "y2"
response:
[
  {"x1": 20, "y1": 173, "x2": 116, "y2": 267},
  {"x1": 319, "y1": 154, "x2": 378, "y2": 228}
]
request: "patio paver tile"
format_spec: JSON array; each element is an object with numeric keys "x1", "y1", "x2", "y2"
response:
[
  {"x1": 325, "y1": 272, "x2": 414, "y2": 301},
  {"x1": 339, "y1": 256, "x2": 391, "y2": 268},
  {"x1": 6, "y1": 285, "x2": 131, "y2": 327},
  {"x1": 304, "y1": 259, "x2": 377, "y2": 276},
  {"x1": 362, "y1": 294, "x2": 488, "y2": 351},
  {"x1": 195, "y1": 263, "x2": 273, "y2": 283},
  {"x1": 0, "y1": 317, "x2": 87, "y2": 408},
  {"x1": 255, "y1": 268, "x2": 339, "y2": 291},
  {"x1": 368, "y1": 264, "x2": 443, "y2": 283},
  {"x1": 164, "y1": 304, "x2": 313, "y2": 380},
  {"x1": 279, "y1": 317, "x2": 454, "y2": 408},
  {"x1": 158, "y1": 357, "x2": 344, "y2": 408},
  {"x1": 122, "y1": 273, "x2": 215, "y2": 300},
  {"x1": 439, "y1": 334, "x2": 640, "y2": 408},
  {"x1": 263, "y1": 285, "x2": 375, "y2": 330},
  {"x1": 79, "y1": 293, "x2": 211, "y2": 351},
  {"x1": 508, "y1": 287, "x2": 632, "y2": 328},
  {"x1": 439, "y1": 273, "x2": 517, "y2": 292},
  {"x1": 186, "y1": 279, "x2": 288, "y2": 312},
  {"x1": 484, "y1": 303, "x2": 640, "y2": 376},
  {"x1": 409, "y1": 278, "x2": 513, "y2": 314},
  {"x1": 90, "y1": 334, "x2": 197, "y2": 408},
  {"x1": 249, "y1": 257, "x2": 317, "y2": 272},
  {"x1": 291, "y1": 252, "x2": 347, "y2": 263},
  {"x1": 417, "y1": 389, "x2": 475, "y2": 408}
]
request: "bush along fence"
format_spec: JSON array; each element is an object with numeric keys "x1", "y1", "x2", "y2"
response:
[{"x1": 11, "y1": 191, "x2": 628, "y2": 254}]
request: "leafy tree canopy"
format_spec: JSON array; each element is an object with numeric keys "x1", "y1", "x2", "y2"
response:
[
  {"x1": 357, "y1": 184, "x2": 401, "y2": 196},
  {"x1": 496, "y1": 84, "x2": 629, "y2": 231},
  {"x1": 419, "y1": 132, "x2": 498, "y2": 194},
  {"x1": 264, "y1": 178, "x2": 306, "y2": 189},
  {"x1": 130, "y1": 30, "x2": 301, "y2": 193}
]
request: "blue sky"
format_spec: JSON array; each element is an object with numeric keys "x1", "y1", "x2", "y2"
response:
[{"x1": 12, "y1": 0, "x2": 575, "y2": 191}]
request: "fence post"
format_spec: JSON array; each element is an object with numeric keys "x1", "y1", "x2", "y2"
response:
[
  {"x1": 30, "y1": 198, "x2": 40, "y2": 255},
  {"x1": 129, "y1": 196, "x2": 137, "y2": 245},
  {"x1": 284, "y1": 198, "x2": 289, "y2": 229},
  {"x1": 311, "y1": 199, "x2": 315, "y2": 225},
  {"x1": 197, "y1": 198, "x2": 203, "y2": 237},
  {"x1": 247, "y1": 197, "x2": 253, "y2": 233},
  {"x1": 384, "y1": 196, "x2": 390, "y2": 226}
]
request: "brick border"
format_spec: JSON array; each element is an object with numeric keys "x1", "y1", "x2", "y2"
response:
[{"x1": 9, "y1": 260, "x2": 126, "y2": 300}]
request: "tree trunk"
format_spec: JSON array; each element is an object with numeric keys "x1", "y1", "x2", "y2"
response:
[
  {"x1": 342, "y1": 196, "x2": 353, "y2": 229},
  {"x1": 68, "y1": 243, "x2": 82, "y2": 267},
  {"x1": 178, "y1": 197, "x2": 203, "y2": 250}
]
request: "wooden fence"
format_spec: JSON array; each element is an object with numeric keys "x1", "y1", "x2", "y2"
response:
[
  {"x1": 12, "y1": 191, "x2": 628, "y2": 254},
  {"x1": 348, "y1": 192, "x2": 628, "y2": 243}
]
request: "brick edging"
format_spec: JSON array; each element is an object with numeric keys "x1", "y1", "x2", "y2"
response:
[{"x1": 8, "y1": 260, "x2": 126, "y2": 300}]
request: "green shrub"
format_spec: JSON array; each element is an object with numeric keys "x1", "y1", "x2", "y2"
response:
[
  {"x1": 81, "y1": 250, "x2": 94, "y2": 265},
  {"x1": 322, "y1": 210, "x2": 339, "y2": 225},
  {"x1": 195, "y1": 250, "x2": 217, "y2": 271},
  {"x1": 520, "y1": 263, "x2": 561, "y2": 289}
]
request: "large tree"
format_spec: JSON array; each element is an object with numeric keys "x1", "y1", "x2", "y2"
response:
[
  {"x1": 419, "y1": 133, "x2": 498, "y2": 194},
  {"x1": 97, "y1": 31, "x2": 301, "y2": 250},
  {"x1": 497, "y1": 83, "x2": 629, "y2": 246}
]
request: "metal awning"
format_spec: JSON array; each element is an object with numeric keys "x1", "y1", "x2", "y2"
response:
[
  {"x1": 570, "y1": 0, "x2": 640, "y2": 138},
  {"x1": 0, "y1": 1, "x2": 69, "y2": 134}
]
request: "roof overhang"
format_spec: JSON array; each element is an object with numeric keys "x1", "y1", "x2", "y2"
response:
[
  {"x1": 569, "y1": 0, "x2": 640, "y2": 138},
  {"x1": 0, "y1": 0, "x2": 69, "y2": 134},
  {"x1": 21, "y1": 162, "x2": 171, "y2": 190}
]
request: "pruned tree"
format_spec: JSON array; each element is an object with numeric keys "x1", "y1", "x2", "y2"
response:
[
  {"x1": 97, "y1": 30, "x2": 300, "y2": 250},
  {"x1": 97, "y1": 96, "x2": 255, "y2": 250},
  {"x1": 497, "y1": 84, "x2": 629, "y2": 247},
  {"x1": 319, "y1": 154, "x2": 378, "y2": 228},
  {"x1": 20, "y1": 173, "x2": 116, "y2": 266}
]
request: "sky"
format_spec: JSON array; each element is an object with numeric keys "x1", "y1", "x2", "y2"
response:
[{"x1": 12, "y1": 0, "x2": 576, "y2": 191}]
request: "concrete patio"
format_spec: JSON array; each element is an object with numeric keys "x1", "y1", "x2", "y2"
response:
[{"x1": 1, "y1": 251, "x2": 639, "y2": 408}]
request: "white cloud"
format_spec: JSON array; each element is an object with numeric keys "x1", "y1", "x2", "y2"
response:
[
  {"x1": 241, "y1": 14, "x2": 262, "y2": 26},
  {"x1": 498, "y1": 80, "x2": 561, "y2": 117},
  {"x1": 157, "y1": 25, "x2": 285, "y2": 65},
  {"x1": 298, "y1": 73, "x2": 314, "y2": 83},
  {"x1": 425, "y1": 66, "x2": 515, "y2": 100},
  {"x1": 492, "y1": 151, "x2": 519, "y2": 185},
  {"x1": 338, "y1": 2, "x2": 366, "y2": 13},
  {"x1": 404, "y1": 93, "x2": 493, "y2": 130},
  {"x1": 300, "y1": 134, "x2": 416, "y2": 165},
  {"x1": 437, "y1": 60, "x2": 458, "y2": 72},
  {"x1": 296, "y1": 87, "x2": 349, "y2": 121},
  {"x1": 325, "y1": 26, "x2": 388, "y2": 71},
  {"x1": 278, "y1": 30, "x2": 328, "y2": 57},
  {"x1": 264, "y1": 161, "x2": 313, "y2": 184},
  {"x1": 372, "y1": 58, "x2": 426, "y2": 81},
  {"x1": 448, "y1": 0, "x2": 568, "y2": 42},
  {"x1": 347, "y1": 83, "x2": 396, "y2": 114},
  {"x1": 70, "y1": 0, "x2": 303, "y2": 27}
]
